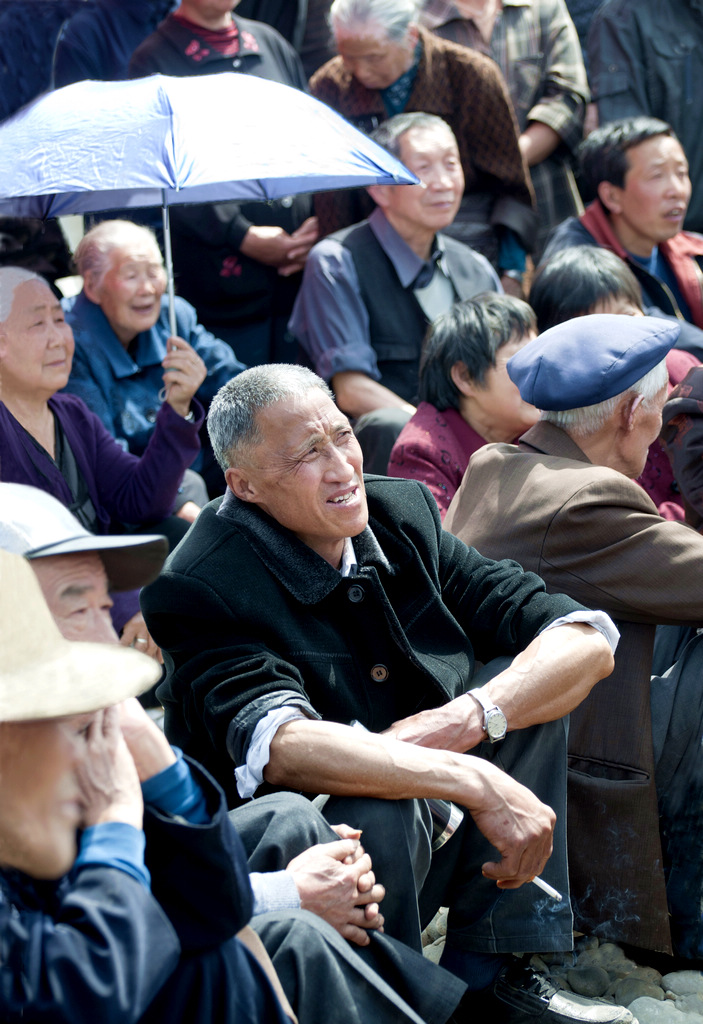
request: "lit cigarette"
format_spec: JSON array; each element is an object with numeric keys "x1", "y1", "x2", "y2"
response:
[{"x1": 530, "y1": 876, "x2": 562, "y2": 901}]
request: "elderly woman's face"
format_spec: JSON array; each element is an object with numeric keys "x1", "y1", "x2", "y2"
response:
[
  {"x1": 88, "y1": 243, "x2": 166, "y2": 347},
  {"x1": 0, "y1": 714, "x2": 94, "y2": 879},
  {"x1": 335, "y1": 22, "x2": 418, "y2": 91},
  {"x1": 459, "y1": 330, "x2": 541, "y2": 443},
  {"x1": 0, "y1": 279, "x2": 74, "y2": 399}
]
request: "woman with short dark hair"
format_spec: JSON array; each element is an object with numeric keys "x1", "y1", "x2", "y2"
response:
[{"x1": 387, "y1": 293, "x2": 539, "y2": 516}]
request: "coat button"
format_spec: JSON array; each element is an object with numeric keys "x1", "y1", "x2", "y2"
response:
[
  {"x1": 371, "y1": 664, "x2": 389, "y2": 682},
  {"x1": 232, "y1": 58, "x2": 241, "y2": 68},
  {"x1": 347, "y1": 584, "x2": 364, "y2": 603}
]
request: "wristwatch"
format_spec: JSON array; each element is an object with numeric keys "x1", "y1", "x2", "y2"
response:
[{"x1": 470, "y1": 689, "x2": 507, "y2": 743}]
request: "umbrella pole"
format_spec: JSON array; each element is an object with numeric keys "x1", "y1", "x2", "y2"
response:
[{"x1": 161, "y1": 191, "x2": 177, "y2": 339}]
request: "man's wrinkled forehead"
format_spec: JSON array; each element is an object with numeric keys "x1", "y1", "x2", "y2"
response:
[
  {"x1": 399, "y1": 124, "x2": 458, "y2": 162},
  {"x1": 31, "y1": 551, "x2": 110, "y2": 603},
  {"x1": 255, "y1": 393, "x2": 351, "y2": 455}
]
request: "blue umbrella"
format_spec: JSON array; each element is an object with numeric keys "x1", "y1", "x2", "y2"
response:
[{"x1": 0, "y1": 73, "x2": 418, "y2": 329}]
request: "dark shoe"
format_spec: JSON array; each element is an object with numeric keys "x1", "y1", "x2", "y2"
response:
[{"x1": 460, "y1": 959, "x2": 634, "y2": 1024}]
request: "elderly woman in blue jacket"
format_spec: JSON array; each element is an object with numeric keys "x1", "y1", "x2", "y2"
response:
[{"x1": 63, "y1": 219, "x2": 247, "y2": 507}]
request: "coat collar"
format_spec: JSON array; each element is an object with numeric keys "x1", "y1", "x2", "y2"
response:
[
  {"x1": 216, "y1": 485, "x2": 393, "y2": 605},
  {"x1": 518, "y1": 421, "x2": 592, "y2": 464}
]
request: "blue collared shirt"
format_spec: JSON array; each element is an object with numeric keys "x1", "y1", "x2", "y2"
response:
[{"x1": 288, "y1": 207, "x2": 500, "y2": 381}]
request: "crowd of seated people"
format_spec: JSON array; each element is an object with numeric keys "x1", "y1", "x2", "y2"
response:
[{"x1": 2, "y1": 0, "x2": 703, "y2": 1020}]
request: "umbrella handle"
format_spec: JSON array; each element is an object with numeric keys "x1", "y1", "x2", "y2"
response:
[{"x1": 162, "y1": 194, "x2": 177, "y2": 339}]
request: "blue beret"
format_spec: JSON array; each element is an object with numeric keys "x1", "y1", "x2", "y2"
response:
[{"x1": 507, "y1": 314, "x2": 679, "y2": 411}]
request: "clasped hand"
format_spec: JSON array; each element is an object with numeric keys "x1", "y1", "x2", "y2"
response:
[{"x1": 286, "y1": 823, "x2": 385, "y2": 946}]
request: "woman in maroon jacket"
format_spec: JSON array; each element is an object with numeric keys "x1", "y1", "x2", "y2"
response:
[{"x1": 387, "y1": 293, "x2": 539, "y2": 518}]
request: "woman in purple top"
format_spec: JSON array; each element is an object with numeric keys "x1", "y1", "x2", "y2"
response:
[
  {"x1": 0, "y1": 265, "x2": 205, "y2": 643},
  {"x1": 387, "y1": 293, "x2": 539, "y2": 518}
]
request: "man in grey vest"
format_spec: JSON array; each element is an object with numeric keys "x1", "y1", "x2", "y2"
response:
[{"x1": 289, "y1": 112, "x2": 501, "y2": 466}]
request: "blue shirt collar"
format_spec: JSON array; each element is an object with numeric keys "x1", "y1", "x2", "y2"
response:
[
  {"x1": 368, "y1": 207, "x2": 444, "y2": 289},
  {"x1": 70, "y1": 291, "x2": 167, "y2": 379}
]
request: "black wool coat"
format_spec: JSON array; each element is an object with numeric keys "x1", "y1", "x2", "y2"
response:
[{"x1": 142, "y1": 477, "x2": 585, "y2": 807}]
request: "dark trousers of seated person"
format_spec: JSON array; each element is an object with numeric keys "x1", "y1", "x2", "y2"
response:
[
  {"x1": 321, "y1": 717, "x2": 572, "y2": 968},
  {"x1": 354, "y1": 408, "x2": 412, "y2": 476},
  {"x1": 232, "y1": 793, "x2": 466, "y2": 1024},
  {"x1": 651, "y1": 631, "x2": 703, "y2": 959}
]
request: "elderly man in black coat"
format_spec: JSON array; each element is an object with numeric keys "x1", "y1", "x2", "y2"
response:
[{"x1": 142, "y1": 363, "x2": 636, "y2": 1024}]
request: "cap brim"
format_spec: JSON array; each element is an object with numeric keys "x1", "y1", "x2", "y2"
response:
[
  {"x1": 0, "y1": 641, "x2": 161, "y2": 721},
  {"x1": 26, "y1": 534, "x2": 168, "y2": 591}
]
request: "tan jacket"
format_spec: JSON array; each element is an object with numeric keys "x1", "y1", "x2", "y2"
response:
[{"x1": 445, "y1": 421, "x2": 703, "y2": 952}]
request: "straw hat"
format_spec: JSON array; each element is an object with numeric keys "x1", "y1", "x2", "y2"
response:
[
  {"x1": 0, "y1": 549, "x2": 159, "y2": 721},
  {"x1": 0, "y1": 483, "x2": 167, "y2": 590}
]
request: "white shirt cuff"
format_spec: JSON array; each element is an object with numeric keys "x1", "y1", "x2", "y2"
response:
[
  {"x1": 235, "y1": 706, "x2": 309, "y2": 799},
  {"x1": 541, "y1": 609, "x2": 620, "y2": 653},
  {"x1": 250, "y1": 869, "x2": 301, "y2": 916}
]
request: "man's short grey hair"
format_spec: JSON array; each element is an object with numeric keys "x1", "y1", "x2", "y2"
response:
[
  {"x1": 208, "y1": 364, "x2": 335, "y2": 471},
  {"x1": 541, "y1": 358, "x2": 669, "y2": 437},
  {"x1": 330, "y1": 0, "x2": 420, "y2": 41},
  {"x1": 73, "y1": 219, "x2": 163, "y2": 287},
  {"x1": 370, "y1": 112, "x2": 455, "y2": 159},
  {"x1": 0, "y1": 267, "x2": 44, "y2": 323}
]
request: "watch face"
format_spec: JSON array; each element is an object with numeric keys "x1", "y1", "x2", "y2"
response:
[{"x1": 486, "y1": 709, "x2": 507, "y2": 741}]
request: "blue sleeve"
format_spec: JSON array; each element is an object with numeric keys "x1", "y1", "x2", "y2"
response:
[
  {"x1": 498, "y1": 227, "x2": 527, "y2": 274},
  {"x1": 288, "y1": 239, "x2": 381, "y2": 381},
  {"x1": 74, "y1": 822, "x2": 151, "y2": 890},
  {"x1": 141, "y1": 747, "x2": 210, "y2": 825}
]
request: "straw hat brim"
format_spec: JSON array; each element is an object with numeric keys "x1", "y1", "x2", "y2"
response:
[{"x1": 0, "y1": 641, "x2": 160, "y2": 722}]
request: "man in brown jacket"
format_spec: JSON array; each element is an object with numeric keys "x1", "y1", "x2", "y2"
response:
[{"x1": 445, "y1": 313, "x2": 703, "y2": 959}]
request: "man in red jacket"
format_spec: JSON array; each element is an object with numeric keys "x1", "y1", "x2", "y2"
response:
[{"x1": 541, "y1": 116, "x2": 703, "y2": 336}]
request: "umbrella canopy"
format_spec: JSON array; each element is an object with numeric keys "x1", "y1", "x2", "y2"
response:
[{"x1": 0, "y1": 72, "x2": 418, "y2": 218}]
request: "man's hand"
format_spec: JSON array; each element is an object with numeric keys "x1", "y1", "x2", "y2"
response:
[
  {"x1": 118, "y1": 697, "x2": 176, "y2": 782},
  {"x1": 285, "y1": 829, "x2": 385, "y2": 946},
  {"x1": 470, "y1": 763, "x2": 555, "y2": 888},
  {"x1": 77, "y1": 706, "x2": 144, "y2": 831},
  {"x1": 240, "y1": 216, "x2": 319, "y2": 275},
  {"x1": 385, "y1": 623, "x2": 615, "y2": 752},
  {"x1": 120, "y1": 611, "x2": 162, "y2": 663},
  {"x1": 161, "y1": 335, "x2": 207, "y2": 419}
]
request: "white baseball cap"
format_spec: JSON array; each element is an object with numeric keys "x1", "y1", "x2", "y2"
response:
[{"x1": 0, "y1": 483, "x2": 167, "y2": 590}]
